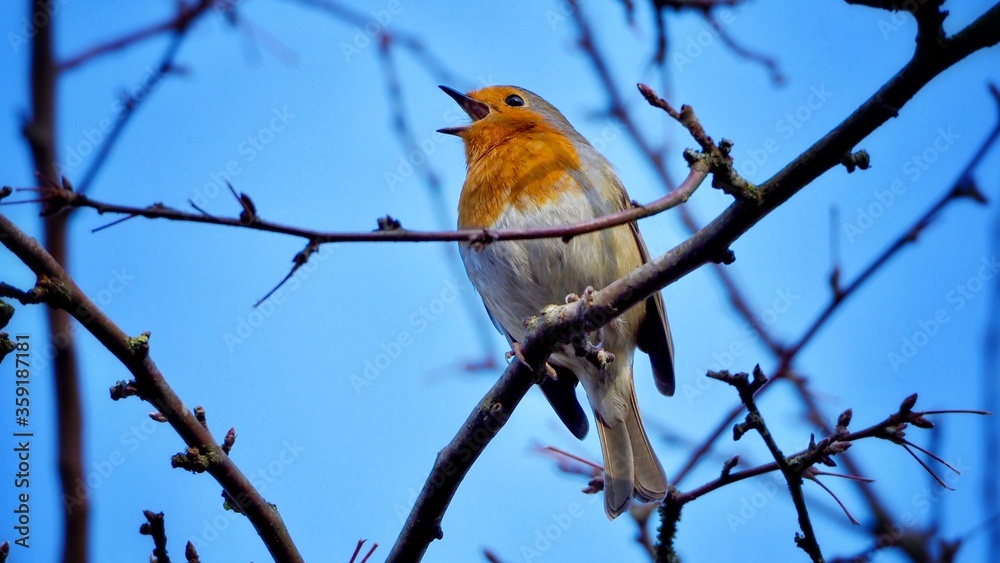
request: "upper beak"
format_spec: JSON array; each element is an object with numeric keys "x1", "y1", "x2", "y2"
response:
[{"x1": 437, "y1": 85, "x2": 490, "y2": 135}]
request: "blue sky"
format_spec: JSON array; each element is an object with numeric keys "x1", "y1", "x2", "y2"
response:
[{"x1": 2, "y1": 1, "x2": 1000, "y2": 562}]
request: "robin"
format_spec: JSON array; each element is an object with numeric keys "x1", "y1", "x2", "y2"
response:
[{"x1": 438, "y1": 85, "x2": 675, "y2": 519}]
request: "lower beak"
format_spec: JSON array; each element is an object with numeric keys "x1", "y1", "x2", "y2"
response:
[{"x1": 437, "y1": 85, "x2": 490, "y2": 135}]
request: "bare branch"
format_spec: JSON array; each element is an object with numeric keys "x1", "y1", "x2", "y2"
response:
[
  {"x1": 22, "y1": 1, "x2": 87, "y2": 560},
  {"x1": 72, "y1": 1, "x2": 215, "y2": 197},
  {"x1": 702, "y1": 11, "x2": 784, "y2": 85},
  {"x1": 0, "y1": 214, "x2": 304, "y2": 563},
  {"x1": 59, "y1": 0, "x2": 215, "y2": 72},
  {"x1": 674, "y1": 81, "x2": 1000, "y2": 486},
  {"x1": 709, "y1": 366, "x2": 823, "y2": 561},
  {"x1": 13, "y1": 165, "x2": 707, "y2": 246},
  {"x1": 387, "y1": 10, "x2": 1000, "y2": 558},
  {"x1": 637, "y1": 83, "x2": 758, "y2": 203}
]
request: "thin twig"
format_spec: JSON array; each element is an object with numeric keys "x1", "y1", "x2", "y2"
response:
[
  {"x1": 73, "y1": 0, "x2": 215, "y2": 196},
  {"x1": 375, "y1": 37, "x2": 498, "y2": 369},
  {"x1": 708, "y1": 367, "x2": 824, "y2": 561},
  {"x1": 59, "y1": 0, "x2": 214, "y2": 72},
  {"x1": 17, "y1": 165, "x2": 709, "y2": 245},
  {"x1": 672, "y1": 93, "x2": 999, "y2": 486},
  {"x1": 139, "y1": 510, "x2": 170, "y2": 563}
]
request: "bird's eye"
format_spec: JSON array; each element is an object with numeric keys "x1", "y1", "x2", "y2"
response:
[{"x1": 505, "y1": 94, "x2": 525, "y2": 107}]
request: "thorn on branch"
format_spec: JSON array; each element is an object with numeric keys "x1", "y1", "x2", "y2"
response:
[
  {"x1": 227, "y1": 182, "x2": 258, "y2": 224},
  {"x1": 949, "y1": 175, "x2": 988, "y2": 205},
  {"x1": 188, "y1": 200, "x2": 214, "y2": 217},
  {"x1": 840, "y1": 149, "x2": 871, "y2": 173},
  {"x1": 254, "y1": 239, "x2": 322, "y2": 307},
  {"x1": 91, "y1": 212, "x2": 141, "y2": 233}
]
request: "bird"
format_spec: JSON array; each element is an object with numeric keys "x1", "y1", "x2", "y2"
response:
[{"x1": 437, "y1": 84, "x2": 676, "y2": 519}]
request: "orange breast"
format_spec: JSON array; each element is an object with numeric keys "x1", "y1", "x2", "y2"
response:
[{"x1": 458, "y1": 128, "x2": 581, "y2": 229}]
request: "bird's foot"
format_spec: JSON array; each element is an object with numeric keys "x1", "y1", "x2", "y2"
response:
[
  {"x1": 564, "y1": 285, "x2": 598, "y2": 305},
  {"x1": 505, "y1": 342, "x2": 531, "y2": 369},
  {"x1": 506, "y1": 343, "x2": 558, "y2": 382},
  {"x1": 543, "y1": 362, "x2": 558, "y2": 380},
  {"x1": 573, "y1": 329, "x2": 615, "y2": 371}
]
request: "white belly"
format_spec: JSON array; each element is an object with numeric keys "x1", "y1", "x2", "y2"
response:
[{"x1": 459, "y1": 187, "x2": 640, "y2": 359}]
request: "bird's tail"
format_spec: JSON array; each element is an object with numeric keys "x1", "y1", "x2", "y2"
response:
[{"x1": 594, "y1": 371, "x2": 667, "y2": 519}]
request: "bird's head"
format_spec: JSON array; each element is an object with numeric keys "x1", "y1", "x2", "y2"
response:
[{"x1": 437, "y1": 85, "x2": 583, "y2": 164}]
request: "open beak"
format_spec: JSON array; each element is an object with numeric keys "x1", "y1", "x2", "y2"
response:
[{"x1": 437, "y1": 85, "x2": 490, "y2": 135}]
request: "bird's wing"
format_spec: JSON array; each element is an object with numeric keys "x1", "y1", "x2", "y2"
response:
[
  {"x1": 630, "y1": 221, "x2": 676, "y2": 396},
  {"x1": 480, "y1": 300, "x2": 589, "y2": 439},
  {"x1": 596, "y1": 158, "x2": 676, "y2": 396},
  {"x1": 538, "y1": 364, "x2": 589, "y2": 439}
]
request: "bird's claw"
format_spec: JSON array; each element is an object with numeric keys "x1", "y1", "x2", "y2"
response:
[
  {"x1": 590, "y1": 326, "x2": 606, "y2": 350},
  {"x1": 544, "y1": 362, "x2": 558, "y2": 380},
  {"x1": 573, "y1": 328, "x2": 615, "y2": 371},
  {"x1": 594, "y1": 349, "x2": 616, "y2": 370},
  {"x1": 565, "y1": 285, "x2": 598, "y2": 305},
  {"x1": 506, "y1": 342, "x2": 531, "y2": 369}
]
